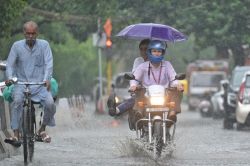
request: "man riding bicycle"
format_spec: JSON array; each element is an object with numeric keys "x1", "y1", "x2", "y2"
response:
[{"x1": 4, "y1": 21, "x2": 56, "y2": 147}]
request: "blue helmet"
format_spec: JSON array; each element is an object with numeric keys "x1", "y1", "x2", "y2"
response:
[{"x1": 146, "y1": 40, "x2": 166, "y2": 63}]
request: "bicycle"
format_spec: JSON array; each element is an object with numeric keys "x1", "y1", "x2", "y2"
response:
[{"x1": 7, "y1": 78, "x2": 46, "y2": 165}]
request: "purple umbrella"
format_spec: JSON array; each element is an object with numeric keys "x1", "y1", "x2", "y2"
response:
[{"x1": 116, "y1": 23, "x2": 187, "y2": 42}]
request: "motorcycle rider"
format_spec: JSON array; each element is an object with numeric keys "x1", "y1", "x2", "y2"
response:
[
  {"x1": 132, "y1": 39, "x2": 150, "y2": 72},
  {"x1": 109, "y1": 40, "x2": 183, "y2": 128}
]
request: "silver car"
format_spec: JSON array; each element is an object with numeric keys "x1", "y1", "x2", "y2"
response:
[{"x1": 112, "y1": 72, "x2": 131, "y2": 105}]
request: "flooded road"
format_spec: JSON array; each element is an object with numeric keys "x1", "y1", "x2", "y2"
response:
[{"x1": 1, "y1": 98, "x2": 250, "y2": 166}]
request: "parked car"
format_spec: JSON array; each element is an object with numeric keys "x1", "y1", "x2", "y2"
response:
[
  {"x1": 235, "y1": 71, "x2": 250, "y2": 130},
  {"x1": 223, "y1": 66, "x2": 250, "y2": 129},
  {"x1": 188, "y1": 71, "x2": 227, "y2": 111},
  {"x1": 0, "y1": 61, "x2": 7, "y2": 96}
]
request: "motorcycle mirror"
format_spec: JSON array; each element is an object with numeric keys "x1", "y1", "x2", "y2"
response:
[
  {"x1": 175, "y1": 73, "x2": 186, "y2": 80},
  {"x1": 124, "y1": 73, "x2": 135, "y2": 80},
  {"x1": 111, "y1": 83, "x2": 115, "y2": 89},
  {"x1": 221, "y1": 79, "x2": 229, "y2": 90}
]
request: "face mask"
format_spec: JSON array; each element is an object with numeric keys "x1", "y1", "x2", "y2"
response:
[{"x1": 148, "y1": 54, "x2": 164, "y2": 63}]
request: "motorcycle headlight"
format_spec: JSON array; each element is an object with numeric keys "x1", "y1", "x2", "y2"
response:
[
  {"x1": 115, "y1": 96, "x2": 119, "y2": 103},
  {"x1": 150, "y1": 96, "x2": 165, "y2": 106}
]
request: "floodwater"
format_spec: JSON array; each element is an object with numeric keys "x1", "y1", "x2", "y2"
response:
[{"x1": 0, "y1": 98, "x2": 250, "y2": 166}]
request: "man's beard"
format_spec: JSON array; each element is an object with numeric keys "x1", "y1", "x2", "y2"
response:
[{"x1": 26, "y1": 39, "x2": 36, "y2": 47}]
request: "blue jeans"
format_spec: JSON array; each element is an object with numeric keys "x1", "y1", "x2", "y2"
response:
[{"x1": 117, "y1": 97, "x2": 135, "y2": 114}]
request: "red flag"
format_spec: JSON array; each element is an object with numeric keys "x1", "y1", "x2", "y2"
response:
[{"x1": 103, "y1": 18, "x2": 112, "y2": 38}]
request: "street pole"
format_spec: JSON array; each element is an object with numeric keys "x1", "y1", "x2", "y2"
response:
[
  {"x1": 107, "y1": 57, "x2": 112, "y2": 95},
  {"x1": 103, "y1": 18, "x2": 113, "y2": 96},
  {"x1": 97, "y1": 18, "x2": 103, "y2": 112},
  {"x1": 98, "y1": 47, "x2": 103, "y2": 102}
]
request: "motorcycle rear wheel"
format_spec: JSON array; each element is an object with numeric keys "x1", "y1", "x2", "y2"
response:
[{"x1": 22, "y1": 107, "x2": 28, "y2": 165}]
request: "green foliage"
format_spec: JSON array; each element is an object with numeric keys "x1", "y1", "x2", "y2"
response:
[
  {"x1": 2, "y1": 0, "x2": 250, "y2": 97},
  {"x1": 0, "y1": 0, "x2": 27, "y2": 38},
  {"x1": 175, "y1": 1, "x2": 250, "y2": 65},
  {"x1": 27, "y1": 0, "x2": 119, "y2": 41},
  {"x1": 166, "y1": 34, "x2": 215, "y2": 73},
  {"x1": 2, "y1": 22, "x2": 99, "y2": 97},
  {"x1": 49, "y1": 28, "x2": 99, "y2": 96}
]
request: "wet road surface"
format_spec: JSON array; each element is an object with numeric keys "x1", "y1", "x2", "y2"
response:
[{"x1": 1, "y1": 98, "x2": 250, "y2": 166}]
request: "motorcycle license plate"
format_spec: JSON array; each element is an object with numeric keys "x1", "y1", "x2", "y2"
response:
[{"x1": 146, "y1": 107, "x2": 169, "y2": 112}]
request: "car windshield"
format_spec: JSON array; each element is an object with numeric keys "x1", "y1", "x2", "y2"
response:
[
  {"x1": 191, "y1": 73, "x2": 225, "y2": 87},
  {"x1": 245, "y1": 75, "x2": 250, "y2": 88},
  {"x1": 0, "y1": 70, "x2": 5, "y2": 82},
  {"x1": 232, "y1": 70, "x2": 249, "y2": 88},
  {"x1": 115, "y1": 76, "x2": 130, "y2": 88}
]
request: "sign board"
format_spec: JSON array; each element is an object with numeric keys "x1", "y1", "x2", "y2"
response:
[{"x1": 92, "y1": 33, "x2": 107, "y2": 48}]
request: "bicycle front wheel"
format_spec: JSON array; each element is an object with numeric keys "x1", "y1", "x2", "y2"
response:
[
  {"x1": 22, "y1": 104, "x2": 35, "y2": 165},
  {"x1": 22, "y1": 105, "x2": 28, "y2": 165},
  {"x1": 28, "y1": 106, "x2": 36, "y2": 162}
]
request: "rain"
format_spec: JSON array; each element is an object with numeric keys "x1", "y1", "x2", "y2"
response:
[{"x1": 0, "y1": 1, "x2": 250, "y2": 166}]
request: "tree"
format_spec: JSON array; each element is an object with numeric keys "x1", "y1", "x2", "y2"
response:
[
  {"x1": 2, "y1": 0, "x2": 250, "y2": 96},
  {"x1": 0, "y1": 0, "x2": 27, "y2": 38},
  {"x1": 175, "y1": 1, "x2": 250, "y2": 65}
]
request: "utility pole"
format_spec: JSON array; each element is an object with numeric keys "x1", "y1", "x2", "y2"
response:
[
  {"x1": 97, "y1": 17, "x2": 103, "y2": 112},
  {"x1": 92, "y1": 17, "x2": 112, "y2": 113}
]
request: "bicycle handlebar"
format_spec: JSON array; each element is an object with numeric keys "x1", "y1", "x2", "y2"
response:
[
  {"x1": 5, "y1": 78, "x2": 46, "y2": 87},
  {"x1": 16, "y1": 82, "x2": 46, "y2": 86}
]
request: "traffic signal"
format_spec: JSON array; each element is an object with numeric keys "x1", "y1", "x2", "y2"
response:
[
  {"x1": 104, "y1": 18, "x2": 112, "y2": 48},
  {"x1": 106, "y1": 38, "x2": 112, "y2": 48}
]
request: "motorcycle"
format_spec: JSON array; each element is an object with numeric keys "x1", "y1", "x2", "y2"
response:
[
  {"x1": 198, "y1": 92, "x2": 213, "y2": 117},
  {"x1": 124, "y1": 73, "x2": 185, "y2": 159}
]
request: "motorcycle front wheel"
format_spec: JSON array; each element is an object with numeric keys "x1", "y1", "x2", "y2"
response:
[{"x1": 153, "y1": 121, "x2": 163, "y2": 159}]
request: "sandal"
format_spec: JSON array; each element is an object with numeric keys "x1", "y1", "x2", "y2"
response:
[
  {"x1": 4, "y1": 137, "x2": 21, "y2": 148},
  {"x1": 36, "y1": 131, "x2": 51, "y2": 143}
]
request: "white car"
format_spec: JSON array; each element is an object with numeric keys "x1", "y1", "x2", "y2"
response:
[
  {"x1": 0, "y1": 60, "x2": 7, "y2": 96},
  {"x1": 235, "y1": 71, "x2": 250, "y2": 130}
]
